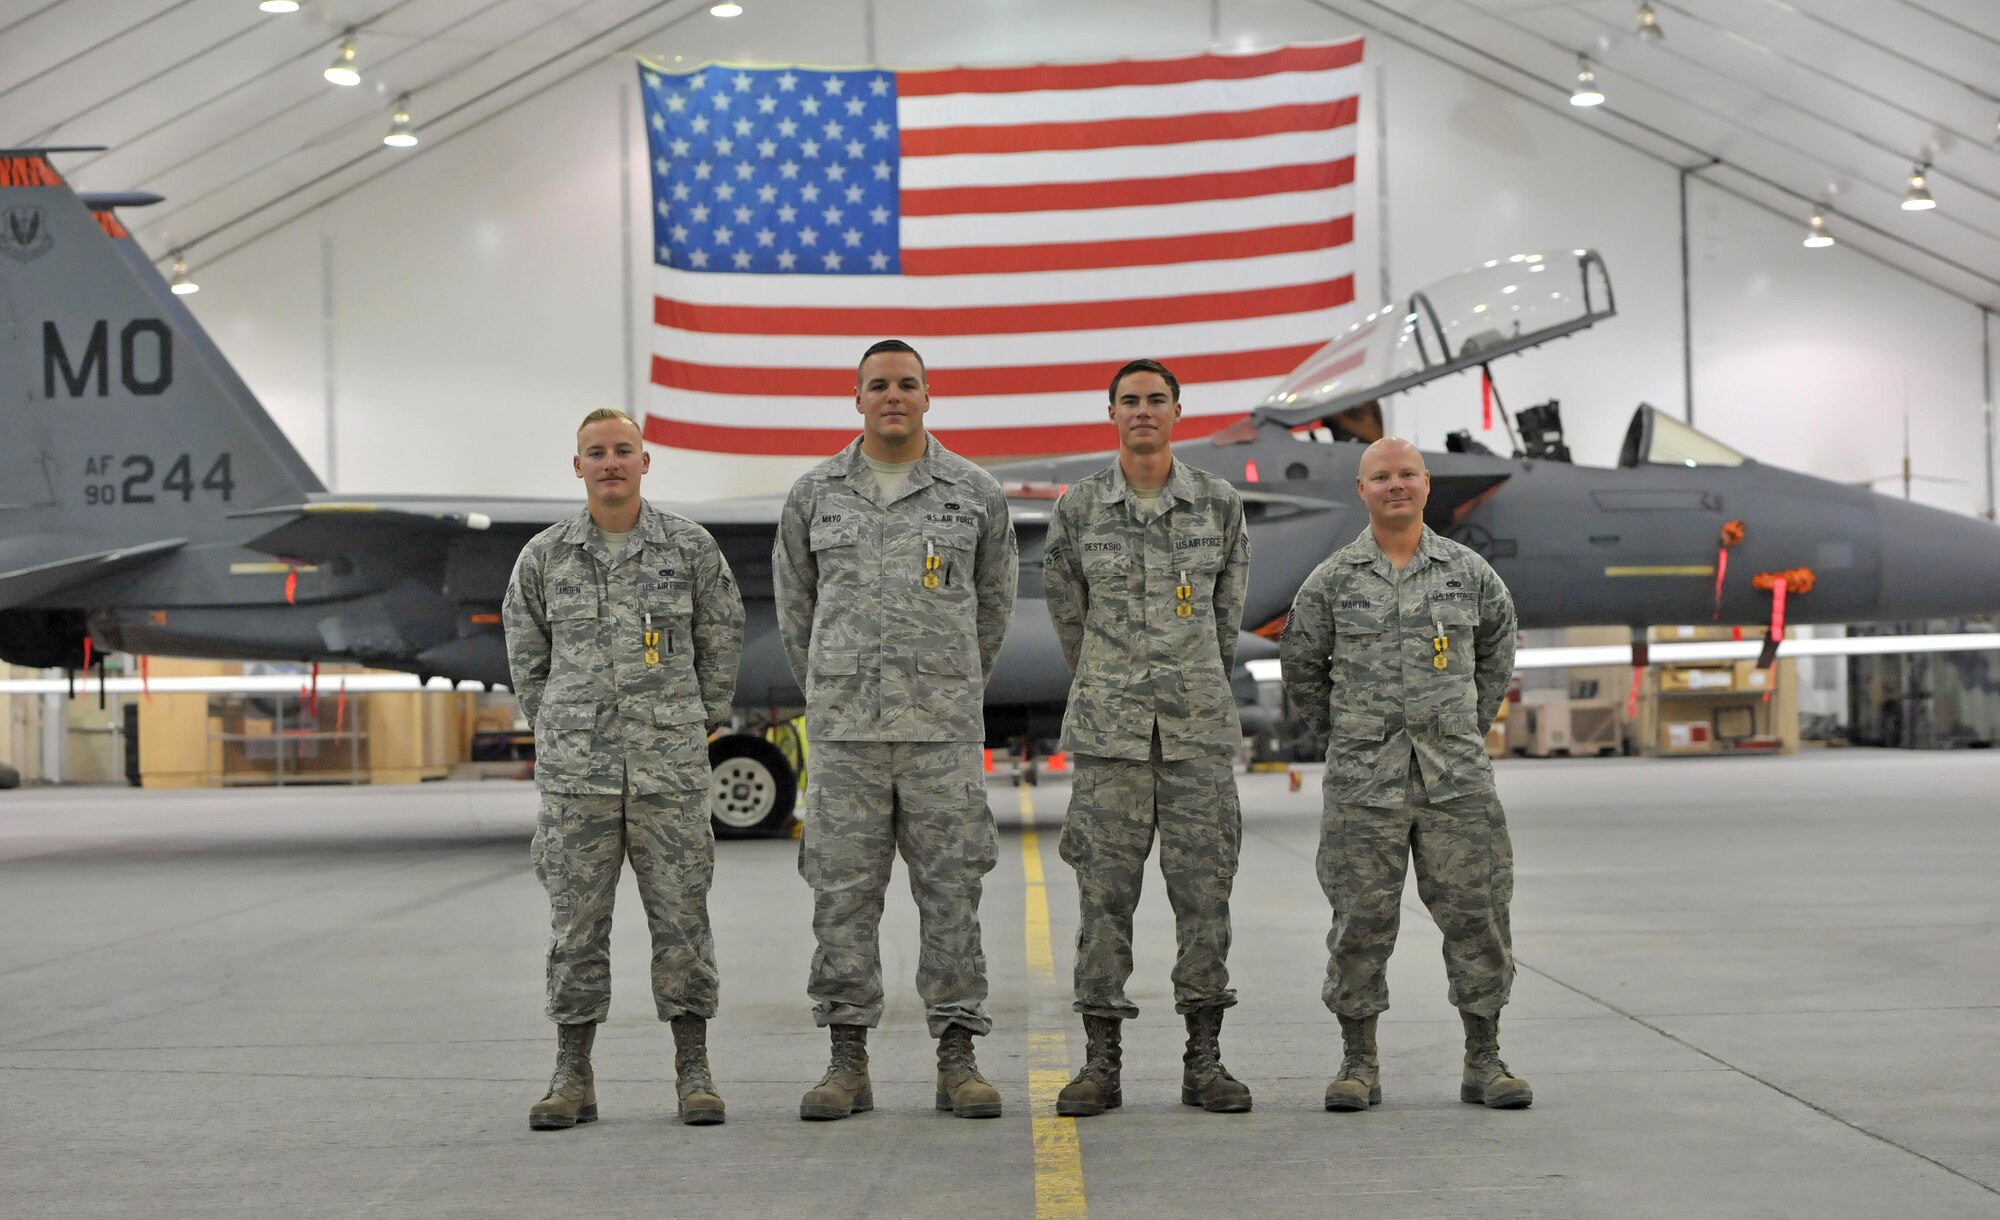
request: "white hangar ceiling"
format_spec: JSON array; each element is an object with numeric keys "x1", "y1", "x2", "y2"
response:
[{"x1": 2, "y1": 0, "x2": 1997, "y2": 307}]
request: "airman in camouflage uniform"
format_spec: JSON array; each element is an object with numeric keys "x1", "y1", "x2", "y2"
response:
[
  {"x1": 1280, "y1": 436, "x2": 1532, "y2": 1112},
  {"x1": 503, "y1": 408, "x2": 745, "y2": 1130},
  {"x1": 772, "y1": 340, "x2": 1018, "y2": 1121},
  {"x1": 1044, "y1": 359, "x2": 1254, "y2": 1116}
]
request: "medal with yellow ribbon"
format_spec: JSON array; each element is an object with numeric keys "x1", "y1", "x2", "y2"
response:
[
  {"x1": 922, "y1": 539, "x2": 941, "y2": 590},
  {"x1": 644, "y1": 610, "x2": 660, "y2": 667},
  {"x1": 1175, "y1": 569, "x2": 1194, "y2": 618},
  {"x1": 1432, "y1": 617, "x2": 1449, "y2": 671}
]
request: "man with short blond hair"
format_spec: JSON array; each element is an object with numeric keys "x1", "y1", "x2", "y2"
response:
[
  {"x1": 504, "y1": 408, "x2": 745, "y2": 1130},
  {"x1": 1281, "y1": 436, "x2": 1529, "y2": 1113}
]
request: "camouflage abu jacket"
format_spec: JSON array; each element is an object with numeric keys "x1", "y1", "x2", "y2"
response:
[
  {"x1": 503, "y1": 500, "x2": 745, "y2": 795},
  {"x1": 772, "y1": 435, "x2": 1017, "y2": 742},
  {"x1": 1280, "y1": 525, "x2": 1516, "y2": 807},
  {"x1": 1042, "y1": 458, "x2": 1251, "y2": 761}
]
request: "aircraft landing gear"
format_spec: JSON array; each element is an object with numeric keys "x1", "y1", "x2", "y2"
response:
[{"x1": 708, "y1": 733, "x2": 798, "y2": 839}]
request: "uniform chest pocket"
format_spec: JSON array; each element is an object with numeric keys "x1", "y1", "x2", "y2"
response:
[
  {"x1": 810, "y1": 516, "x2": 861, "y2": 552},
  {"x1": 1079, "y1": 545, "x2": 1133, "y2": 581},
  {"x1": 1171, "y1": 531, "x2": 1230, "y2": 574},
  {"x1": 921, "y1": 524, "x2": 977, "y2": 590},
  {"x1": 547, "y1": 585, "x2": 599, "y2": 644}
]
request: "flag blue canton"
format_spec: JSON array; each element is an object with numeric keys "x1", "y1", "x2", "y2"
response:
[{"x1": 641, "y1": 63, "x2": 901, "y2": 275}]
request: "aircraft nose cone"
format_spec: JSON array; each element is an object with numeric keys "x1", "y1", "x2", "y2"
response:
[{"x1": 1875, "y1": 498, "x2": 2000, "y2": 620}]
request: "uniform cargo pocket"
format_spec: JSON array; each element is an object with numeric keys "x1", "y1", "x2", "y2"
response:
[
  {"x1": 1332, "y1": 712, "x2": 1388, "y2": 740},
  {"x1": 813, "y1": 650, "x2": 860, "y2": 676},
  {"x1": 534, "y1": 705, "x2": 596, "y2": 778},
  {"x1": 1435, "y1": 713, "x2": 1477, "y2": 737},
  {"x1": 916, "y1": 651, "x2": 973, "y2": 677},
  {"x1": 652, "y1": 699, "x2": 707, "y2": 727}
]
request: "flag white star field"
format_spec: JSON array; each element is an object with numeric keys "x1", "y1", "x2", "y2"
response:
[{"x1": 640, "y1": 40, "x2": 1364, "y2": 456}]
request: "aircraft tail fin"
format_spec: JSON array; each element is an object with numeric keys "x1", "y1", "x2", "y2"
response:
[{"x1": 0, "y1": 150, "x2": 323, "y2": 548}]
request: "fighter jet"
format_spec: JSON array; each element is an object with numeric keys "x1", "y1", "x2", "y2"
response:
[
  {"x1": 991, "y1": 249, "x2": 2000, "y2": 645},
  {"x1": 5, "y1": 150, "x2": 1997, "y2": 834}
]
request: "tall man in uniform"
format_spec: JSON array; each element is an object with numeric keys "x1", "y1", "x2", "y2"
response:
[
  {"x1": 772, "y1": 339, "x2": 1019, "y2": 1121},
  {"x1": 504, "y1": 408, "x2": 746, "y2": 1130},
  {"x1": 1043, "y1": 358, "x2": 1254, "y2": 1117},
  {"x1": 1280, "y1": 436, "x2": 1531, "y2": 1112}
]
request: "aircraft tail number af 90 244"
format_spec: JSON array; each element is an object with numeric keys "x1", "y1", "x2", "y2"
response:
[{"x1": 80, "y1": 453, "x2": 234, "y2": 506}]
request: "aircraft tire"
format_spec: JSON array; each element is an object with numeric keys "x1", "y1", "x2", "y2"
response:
[
  {"x1": 708, "y1": 734, "x2": 798, "y2": 839},
  {"x1": 0, "y1": 762, "x2": 19, "y2": 790}
]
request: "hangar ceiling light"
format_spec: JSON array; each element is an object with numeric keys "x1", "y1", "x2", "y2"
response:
[
  {"x1": 1902, "y1": 163, "x2": 1937, "y2": 212},
  {"x1": 169, "y1": 254, "x2": 199, "y2": 295},
  {"x1": 324, "y1": 32, "x2": 361, "y2": 87},
  {"x1": 1803, "y1": 209, "x2": 1835, "y2": 248},
  {"x1": 710, "y1": 3, "x2": 744, "y2": 15},
  {"x1": 1569, "y1": 56, "x2": 1605, "y2": 108},
  {"x1": 258, "y1": 1, "x2": 300, "y2": 12},
  {"x1": 1636, "y1": 3, "x2": 1664, "y2": 44},
  {"x1": 383, "y1": 95, "x2": 419, "y2": 148}
]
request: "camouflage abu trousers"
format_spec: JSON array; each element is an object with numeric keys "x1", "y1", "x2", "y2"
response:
[
  {"x1": 1060, "y1": 734, "x2": 1241, "y2": 1019},
  {"x1": 798, "y1": 740, "x2": 998, "y2": 1037},
  {"x1": 532, "y1": 769, "x2": 718, "y2": 1025},
  {"x1": 1318, "y1": 755, "x2": 1514, "y2": 1019}
]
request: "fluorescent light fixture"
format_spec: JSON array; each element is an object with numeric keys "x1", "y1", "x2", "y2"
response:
[
  {"x1": 383, "y1": 95, "x2": 418, "y2": 147},
  {"x1": 1570, "y1": 57, "x2": 1605, "y2": 107},
  {"x1": 1803, "y1": 208, "x2": 1835, "y2": 248},
  {"x1": 1902, "y1": 164, "x2": 1936, "y2": 211},
  {"x1": 324, "y1": 32, "x2": 360, "y2": 86},
  {"x1": 169, "y1": 254, "x2": 199, "y2": 295},
  {"x1": 710, "y1": 2, "x2": 744, "y2": 15},
  {"x1": 259, "y1": 1, "x2": 301, "y2": 12}
]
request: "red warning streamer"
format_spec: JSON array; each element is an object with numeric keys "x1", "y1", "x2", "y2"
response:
[{"x1": 1480, "y1": 367, "x2": 1493, "y2": 431}]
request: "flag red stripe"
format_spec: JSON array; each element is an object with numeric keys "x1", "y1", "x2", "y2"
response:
[
  {"x1": 654, "y1": 276, "x2": 1354, "y2": 336},
  {"x1": 901, "y1": 97, "x2": 1358, "y2": 156},
  {"x1": 896, "y1": 42, "x2": 1364, "y2": 96},
  {"x1": 645, "y1": 412, "x2": 1250, "y2": 457},
  {"x1": 901, "y1": 157, "x2": 1355, "y2": 216},
  {"x1": 651, "y1": 343, "x2": 1319, "y2": 397},
  {"x1": 902, "y1": 216, "x2": 1351, "y2": 275}
]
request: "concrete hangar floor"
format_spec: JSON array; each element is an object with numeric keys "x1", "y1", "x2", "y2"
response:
[{"x1": 1, "y1": 751, "x2": 1995, "y2": 1219}]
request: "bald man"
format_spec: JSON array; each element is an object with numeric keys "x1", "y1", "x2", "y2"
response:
[{"x1": 1279, "y1": 438, "x2": 1530, "y2": 1112}]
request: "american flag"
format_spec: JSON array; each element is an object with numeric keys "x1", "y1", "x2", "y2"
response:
[{"x1": 639, "y1": 40, "x2": 1364, "y2": 458}]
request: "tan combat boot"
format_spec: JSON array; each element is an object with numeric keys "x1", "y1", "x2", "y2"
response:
[
  {"x1": 528, "y1": 1022, "x2": 598, "y2": 1131},
  {"x1": 670, "y1": 1015, "x2": 725, "y2": 1126},
  {"x1": 1460, "y1": 1011, "x2": 1533, "y2": 1109},
  {"x1": 1055, "y1": 1015, "x2": 1122, "y2": 1117},
  {"x1": 800, "y1": 1024, "x2": 872, "y2": 1120},
  {"x1": 1180, "y1": 1008, "x2": 1253, "y2": 1113},
  {"x1": 935, "y1": 1025, "x2": 1003, "y2": 1118},
  {"x1": 1324, "y1": 1014, "x2": 1381, "y2": 1111}
]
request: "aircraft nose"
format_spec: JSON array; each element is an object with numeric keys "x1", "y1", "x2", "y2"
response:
[{"x1": 1875, "y1": 497, "x2": 2000, "y2": 619}]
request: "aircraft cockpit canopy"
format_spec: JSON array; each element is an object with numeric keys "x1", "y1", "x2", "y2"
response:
[
  {"x1": 1254, "y1": 250, "x2": 1616, "y2": 432},
  {"x1": 1617, "y1": 403, "x2": 1749, "y2": 469}
]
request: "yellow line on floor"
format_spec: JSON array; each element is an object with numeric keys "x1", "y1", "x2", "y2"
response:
[{"x1": 1019, "y1": 781, "x2": 1087, "y2": 1219}]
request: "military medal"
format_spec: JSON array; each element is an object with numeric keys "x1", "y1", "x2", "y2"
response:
[
  {"x1": 1175, "y1": 569, "x2": 1194, "y2": 618},
  {"x1": 1432, "y1": 618, "x2": 1449, "y2": 671},
  {"x1": 644, "y1": 610, "x2": 660, "y2": 666},
  {"x1": 923, "y1": 539, "x2": 941, "y2": 590}
]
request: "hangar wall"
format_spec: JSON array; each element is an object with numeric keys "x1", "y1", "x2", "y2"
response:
[{"x1": 182, "y1": 0, "x2": 1999, "y2": 517}]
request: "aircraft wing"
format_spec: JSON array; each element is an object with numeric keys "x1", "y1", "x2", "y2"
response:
[
  {"x1": 0, "y1": 537, "x2": 187, "y2": 610},
  {"x1": 232, "y1": 494, "x2": 786, "y2": 567},
  {"x1": 1243, "y1": 632, "x2": 2000, "y2": 681}
]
